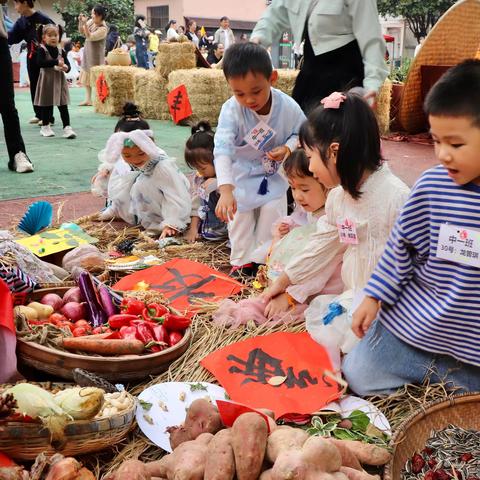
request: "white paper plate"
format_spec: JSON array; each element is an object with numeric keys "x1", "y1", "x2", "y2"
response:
[{"x1": 136, "y1": 382, "x2": 227, "y2": 452}]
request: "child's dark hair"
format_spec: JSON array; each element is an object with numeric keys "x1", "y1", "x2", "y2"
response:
[
  {"x1": 184, "y1": 121, "x2": 215, "y2": 169},
  {"x1": 424, "y1": 59, "x2": 480, "y2": 127},
  {"x1": 223, "y1": 43, "x2": 272, "y2": 80},
  {"x1": 93, "y1": 5, "x2": 107, "y2": 21},
  {"x1": 283, "y1": 149, "x2": 313, "y2": 179},
  {"x1": 64, "y1": 40, "x2": 73, "y2": 54},
  {"x1": 135, "y1": 14, "x2": 146, "y2": 28},
  {"x1": 114, "y1": 102, "x2": 150, "y2": 132},
  {"x1": 37, "y1": 24, "x2": 63, "y2": 43},
  {"x1": 300, "y1": 93, "x2": 382, "y2": 199},
  {"x1": 14, "y1": 0, "x2": 35, "y2": 8}
]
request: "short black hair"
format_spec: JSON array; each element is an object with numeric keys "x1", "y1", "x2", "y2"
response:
[
  {"x1": 93, "y1": 5, "x2": 106, "y2": 20},
  {"x1": 220, "y1": 16, "x2": 229, "y2": 22},
  {"x1": 135, "y1": 14, "x2": 145, "y2": 28},
  {"x1": 185, "y1": 121, "x2": 215, "y2": 169},
  {"x1": 223, "y1": 42, "x2": 272, "y2": 80},
  {"x1": 115, "y1": 102, "x2": 150, "y2": 132},
  {"x1": 424, "y1": 59, "x2": 480, "y2": 128},
  {"x1": 283, "y1": 149, "x2": 312, "y2": 179},
  {"x1": 15, "y1": 0, "x2": 35, "y2": 8},
  {"x1": 300, "y1": 92, "x2": 382, "y2": 199}
]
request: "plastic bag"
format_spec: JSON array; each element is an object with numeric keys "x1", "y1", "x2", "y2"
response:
[{"x1": 62, "y1": 244, "x2": 106, "y2": 273}]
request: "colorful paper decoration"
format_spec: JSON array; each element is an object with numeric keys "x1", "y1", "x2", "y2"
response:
[
  {"x1": 16, "y1": 227, "x2": 98, "y2": 257},
  {"x1": 113, "y1": 259, "x2": 243, "y2": 312},
  {"x1": 201, "y1": 332, "x2": 342, "y2": 418},
  {"x1": 167, "y1": 85, "x2": 192, "y2": 124},
  {"x1": 96, "y1": 73, "x2": 109, "y2": 103}
]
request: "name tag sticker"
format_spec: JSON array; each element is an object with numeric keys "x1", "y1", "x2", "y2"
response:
[
  {"x1": 436, "y1": 224, "x2": 480, "y2": 267},
  {"x1": 337, "y1": 217, "x2": 358, "y2": 245},
  {"x1": 244, "y1": 121, "x2": 276, "y2": 151}
]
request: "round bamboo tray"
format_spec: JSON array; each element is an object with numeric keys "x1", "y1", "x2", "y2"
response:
[
  {"x1": 384, "y1": 392, "x2": 480, "y2": 480},
  {"x1": 16, "y1": 287, "x2": 192, "y2": 382},
  {"x1": 0, "y1": 384, "x2": 136, "y2": 461}
]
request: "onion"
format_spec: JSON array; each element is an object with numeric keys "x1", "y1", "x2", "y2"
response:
[
  {"x1": 40, "y1": 293, "x2": 63, "y2": 312},
  {"x1": 62, "y1": 287, "x2": 83, "y2": 304},
  {"x1": 60, "y1": 302, "x2": 86, "y2": 321}
]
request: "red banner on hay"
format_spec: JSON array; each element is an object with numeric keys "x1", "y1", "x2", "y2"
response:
[
  {"x1": 96, "y1": 73, "x2": 109, "y2": 103},
  {"x1": 113, "y1": 259, "x2": 243, "y2": 312},
  {"x1": 201, "y1": 332, "x2": 342, "y2": 418},
  {"x1": 167, "y1": 85, "x2": 192, "y2": 124}
]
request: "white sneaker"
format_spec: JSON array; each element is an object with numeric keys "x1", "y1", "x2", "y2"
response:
[
  {"x1": 29, "y1": 117, "x2": 40, "y2": 124},
  {"x1": 63, "y1": 126, "x2": 77, "y2": 139},
  {"x1": 13, "y1": 152, "x2": 34, "y2": 173},
  {"x1": 40, "y1": 125, "x2": 55, "y2": 137},
  {"x1": 98, "y1": 207, "x2": 115, "y2": 220}
]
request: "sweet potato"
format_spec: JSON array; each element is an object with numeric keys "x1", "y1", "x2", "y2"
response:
[
  {"x1": 167, "y1": 425, "x2": 192, "y2": 450},
  {"x1": 267, "y1": 426, "x2": 309, "y2": 463},
  {"x1": 328, "y1": 439, "x2": 363, "y2": 471},
  {"x1": 271, "y1": 449, "x2": 310, "y2": 480},
  {"x1": 232, "y1": 412, "x2": 269, "y2": 480},
  {"x1": 109, "y1": 460, "x2": 151, "y2": 480},
  {"x1": 335, "y1": 441, "x2": 391, "y2": 466},
  {"x1": 62, "y1": 337, "x2": 145, "y2": 355},
  {"x1": 339, "y1": 467, "x2": 380, "y2": 480},
  {"x1": 259, "y1": 469, "x2": 274, "y2": 480},
  {"x1": 302, "y1": 436, "x2": 342, "y2": 473},
  {"x1": 204, "y1": 429, "x2": 235, "y2": 480}
]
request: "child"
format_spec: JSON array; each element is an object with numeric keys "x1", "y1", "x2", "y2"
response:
[
  {"x1": 184, "y1": 121, "x2": 228, "y2": 243},
  {"x1": 263, "y1": 92, "x2": 410, "y2": 330},
  {"x1": 19, "y1": 43, "x2": 29, "y2": 87},
  {"x1": 214, "y1": 42, "x2": 306, "y2": 276},
  {"x1": 64, "y1": 40, "x2": 80, "y2": 87},
  {"x1": 35, "y1": 24, "x2": 76, "y2": 139},
  {"x1": 344, "y1": 60, "x2": 480, "y2": 395},
  {"x1": 98, "y1": 128, "x2": 192, "y2": 238}
]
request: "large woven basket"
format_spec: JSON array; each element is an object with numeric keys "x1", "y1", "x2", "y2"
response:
[
  {"x1": 16, "y1": 287, "x2": 191, "y2": 382},
  {"x1": 0, "y1": 384, "x2": 136, "y2": 461},
  {"x1": 398, "y1": 0, "x2": 480, "y2": 133},
  {"x1": 384, "y1": 393, "x2": 480, "y2": 480}
]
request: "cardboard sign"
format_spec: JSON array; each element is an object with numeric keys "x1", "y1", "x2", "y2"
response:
[
  {"x1": 16, "y1": 228, "x2": 98, "y2": 257},
  {"x1": 113, "y1": 259, "x2": 243, "y2": 312},
  {"x1": 168, "y1": 85, "x2": 193, "y2": 124},
  {"x1": 201, "y1": 332, "x2": 342, "y2": 418},
  {"x1": 436, "y1": 223, "x2": 480, "y2": 267}
]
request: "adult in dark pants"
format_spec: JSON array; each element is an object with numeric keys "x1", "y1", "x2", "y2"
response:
[
  {"x1": 251, "y1": 0, "x2": 389, "y2": 113},
  {"x1": 0, "y1": 0, "x2": 34, "y2": 172},
  {"x1": 8, "y1": 0, "x2": 54, "y2": 124}
]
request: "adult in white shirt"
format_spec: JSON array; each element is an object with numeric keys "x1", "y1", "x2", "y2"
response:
[
  {"x1": 166, "y1": 19, "x2": 179, "y2": 42},
  {"x1": 414, "y1": 36, "x2": 425, "y2": 57},
  {"x1": 214, "y1": 16, "x2": 235, "y2": 50},
  {"x1": 251, "y1": 0, "x2": 388, "y2": 113}
]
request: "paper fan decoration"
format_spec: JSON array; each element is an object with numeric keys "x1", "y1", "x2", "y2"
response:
[{"x1": 18, "y1": 201, "x2": 53, "y2": 235}]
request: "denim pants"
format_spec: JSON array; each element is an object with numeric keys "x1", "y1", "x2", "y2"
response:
[{"x1": 342, "y1": 321, "x2": 480, "y2": 396}]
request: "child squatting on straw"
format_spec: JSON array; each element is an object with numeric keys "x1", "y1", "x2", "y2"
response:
[{"x1": 344, "y1": 60, "x2": 480, "y2": 395}]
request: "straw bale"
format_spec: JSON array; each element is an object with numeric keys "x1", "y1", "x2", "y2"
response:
[
  {"x1": 168, "y1": 69, "x2": 231, "y2": 126},
  {"x1": 376, "y1": 79, "x2": 392, "y2": 136},
  {"x1": 155, "y1": 42, "x2": 196, "y2": 78},
  {"x1": 134, "y1": 70, "x2": 170, "y2": 120},
  {"x1": 275, "y1": 69, "x2": 299, "y2": 96},
  {"x1": 90, "y1": 65, "x2": 137, "y2": 116}
]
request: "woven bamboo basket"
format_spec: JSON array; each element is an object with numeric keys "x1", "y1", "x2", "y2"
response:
[
  {"x1": 0, "y1": 383, "x2": 136, "y2": 461},
  {"x1": 16, "y1": 287, "x2": 192, "y2": 382},
  {"x1": 384, "y1": 393, "x2": 480, "y2": 480}
]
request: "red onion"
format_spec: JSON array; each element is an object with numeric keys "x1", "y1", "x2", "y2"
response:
[
  {"x1": 62, "y1": 287, "x2": 83, "y2": 305},
  {"x1": 60, "y1": 302, "x2": 86, "y2": 321},
  {"x1": 40, "y1": 293, "x2": 63, "y2": 311}
]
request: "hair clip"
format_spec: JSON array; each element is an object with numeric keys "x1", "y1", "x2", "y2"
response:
[
  {"x1": 321, "y1": 92, "x2": 346, "y2": 109},
  {"x1": 123, "y1": 138, "x2": 136, "y2": 148}
]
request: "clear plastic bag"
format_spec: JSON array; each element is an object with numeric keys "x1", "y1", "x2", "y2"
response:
[{"x1": 62, "y1": 244, "x2": 106, "y2": 273}]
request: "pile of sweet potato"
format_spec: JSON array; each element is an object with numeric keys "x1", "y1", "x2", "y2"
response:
[{"x1": 108, "y1": 399, "x2": 391, "y2": 480}]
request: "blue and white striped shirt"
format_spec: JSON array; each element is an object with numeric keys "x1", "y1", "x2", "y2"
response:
[{"x1": 365, "y1": 166, "x2": 480, "y2": 367}]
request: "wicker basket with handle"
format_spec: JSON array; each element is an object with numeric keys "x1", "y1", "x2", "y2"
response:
[{"x1": 384, "y1": 392, "x2": 480, "y2": 480}]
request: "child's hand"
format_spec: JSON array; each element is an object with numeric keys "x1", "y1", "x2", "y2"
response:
[
  {"x1": 184, "y1": 228, "x2": 199, "y2": 244},
  {"x1": 264, "y1": 293, "x2": 293, "y2": 319},
  {"x1": 351, "y1": 296, "x2": 381, "y2": 338},
  {"x1": 266, "y1": 145, "x2": 290, "y2": 162},
  {"x1": 202, "y1": 177, "x2": 217, "y2": 193},
  {"x1": 261, "y1": 273, "x2": 291, "y2": 304},
  {"x1": 216, "y1": 186, "x2": 237, "y2": 222},
  {"x1": 160, "y1": 226, "x2": 178, "y2": 239},
  {"x1": 277, "y1": 222, "x2": 290, "y2": 237}
]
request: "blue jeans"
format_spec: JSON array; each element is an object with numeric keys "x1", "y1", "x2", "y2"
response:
[{"x1": 342, "y1": 321, "x2": 480, "y2": 396}]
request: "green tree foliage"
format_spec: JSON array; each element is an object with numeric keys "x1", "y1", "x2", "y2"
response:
[
  {"x1": 53, "y1": 0, "x2": 135, "y2": 43},
  {"x1": 377, "y1": 0, "x2": 457, "y2": 41}
]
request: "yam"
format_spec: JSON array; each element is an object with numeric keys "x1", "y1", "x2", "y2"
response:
[
  {"x1": 259, "y1": 470, "x2": 274, "y2": 480},
  {"x1": 301, "y1": 436, "x2": 342, "y2": 473},
  {"x1": 232, "y1": 412, "x2": 269, "y2": 480},
  {"x1": 335, "y1": 441, "x2": 391, "y2": 466},
  {"x1": 339, "y1": 467, "x2": 380, "y2": 480},
  {"x1": 328, "y1": 439, "x2": 363, "y2": 471},
  {"x1": 109, "y1": 460, "x2": 151, "y2": 480},
  {"x1": 266, "y1": 426, "x2": 309, "y2": 463},
  {"x1": 184, "y1": 399, "x2": 223, "y2": 439},
  {"x1": 271, "y1": 450, "x2": 309, "y2": 480},
  {"x1": 204, "y1": 429, "x2": 235, "y2": 480}
]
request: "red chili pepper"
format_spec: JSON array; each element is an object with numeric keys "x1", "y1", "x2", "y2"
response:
[
  {"x1": 108, "y1": 314, "x2": 139, "y2": 329},
  {"x1": 142, "y1": 303, "x2": 169, "y2": 321},
  {"x1": 120, "y1": 297, "x2": 145, "y2": 315},
  {"x1": 168, "y1": 331, "x2": 183, "y2": 346},
  {"x1": 119, "y1": 325, "x2": 138, "y2": 341},
  {"x1": 149, "y1": 345, "x2": 166, "y2": 352},
  {"x1": 163, "y1": 313, "x2": 191, "y2": 331},
  {"x1": 135, "y1": 323, "x2": 155, "y2": 344},
  {"x1": 152, "y1": 324, "x2": 169, "y2": 345},
  {"x1": 92, "y1": 326, "x2": 112, "y2": 335}
]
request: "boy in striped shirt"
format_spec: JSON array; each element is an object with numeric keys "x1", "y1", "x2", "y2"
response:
[{"x1": 343, "y1": 60, "x2": 480, "y2": 395}]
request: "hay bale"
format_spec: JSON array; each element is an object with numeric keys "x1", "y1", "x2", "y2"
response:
[
  {"x1": 155, "y1": 42, "x2": 196, "y2": 78},
  {"x1": 168, "y1": 69, "x2": 231, "y2": 126},
  {"x1": 134, "y1": 70, "x2": 170, "y2": 120},
  {"x1": 90, "y1": 65, "x2": 137, "y2": 116},
  {"x1": 376, "y1": 79, "x2": 393, "y2": 136},
  {"x1": 275, "y1": 69, "x2": 299, "y2": 96}
]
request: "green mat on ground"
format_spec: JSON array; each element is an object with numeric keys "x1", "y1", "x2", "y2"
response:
[{"x1": 0, "y1": 88, "x2": 191, "y2": 201}]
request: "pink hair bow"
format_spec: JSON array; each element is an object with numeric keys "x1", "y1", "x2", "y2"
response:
[{"x1": 321, "y1": 92, "x2": 346, "y2": 109}]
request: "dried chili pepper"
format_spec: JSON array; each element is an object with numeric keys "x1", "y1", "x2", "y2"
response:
[
  {"x1": 152, "y1": 324, "x2": 169, "y2": 345},
  {"x1": 169, "y1": 331, "x2": 183, "y2": 346},
  {"x1": 163, "y1": 313, "x2": 191, "y2": 331},
  {"x1": 119, "y1": 325, "x2": 138, "y2": 341},
  {"x1": 135, "y1": 323, "x2": 155, "y2": 344},
  {"x1": 411, "y1": 453, "x2": 426, "y2": 474},
  {"x1": 120, "y1": 298, "x2": 145, "y2": 316},
  {"x1": 108, "y1": 314, "x2": 139, "y2": 329}
]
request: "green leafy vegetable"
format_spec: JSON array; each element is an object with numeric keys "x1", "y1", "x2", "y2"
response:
[
  {"x1": 139, "y1": 399, "x2": 153, "y2": 411},
  {"x1": 189, "y1": 383, "x2": 208, "y2": 392}
]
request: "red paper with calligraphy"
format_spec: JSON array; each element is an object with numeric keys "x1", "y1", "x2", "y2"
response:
[
  {"x1": 201, "y1": 332, "x2": 341, "y2": 418},
  {"x1": 167, "y1": 85, "x2": 192, "y2": 124},
  {"x1": 96, "y1": 73, "x2": 109, "y2": 103},
  {"x1": 112, "y1": 259, "x2": 243, "y2": 312}
]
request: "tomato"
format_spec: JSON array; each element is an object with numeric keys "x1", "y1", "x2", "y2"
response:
[
  {"x1": 58, "y1": 321, "x2": 75, "y2": 332},
  {"x1": 74, "y1": 319, "x2": 91, "y2": 330},
  {"x1": 92, "y1": 326, "x2": 112, "y2": 335},
  {"x1": 72, "y1": 327, "x2": 89, "y2": 337},
  {"x1": 48, "y1": 313, "x2": 67, "y2": 325}
]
